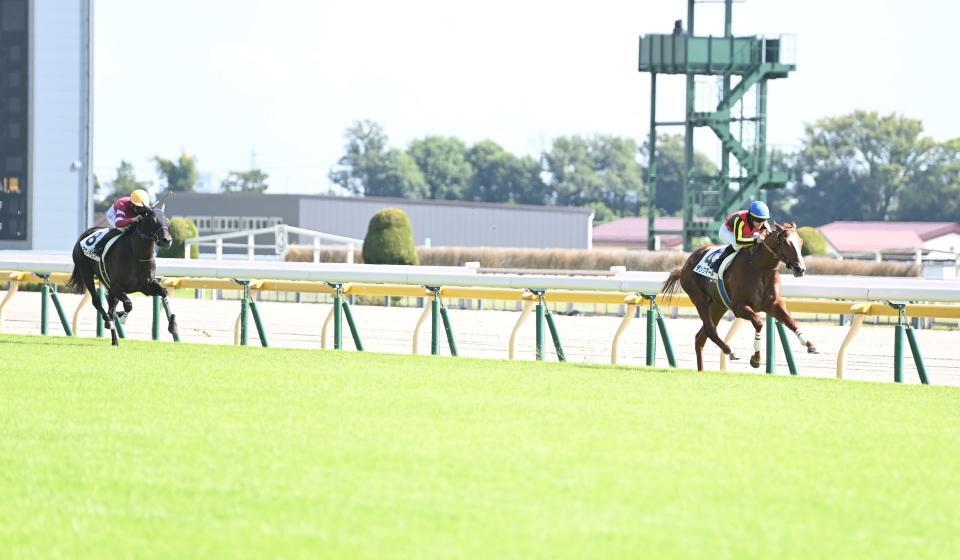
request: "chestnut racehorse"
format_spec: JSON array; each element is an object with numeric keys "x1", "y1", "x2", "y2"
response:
[{"x1": 661, "y1": 223, "x2": 818, "y2": 371}]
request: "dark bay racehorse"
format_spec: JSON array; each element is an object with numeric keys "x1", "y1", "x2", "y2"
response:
[
  {"x1": 661, "y1": 223, "x2": 818, "y2": 371},
  {"x1": 68, "y1": 205, "x2": 178, "y2": 346}
]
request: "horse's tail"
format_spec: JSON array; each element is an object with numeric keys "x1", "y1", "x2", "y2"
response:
[
  {"x1": 66, "y1": 242, "x2": 87, "y2": 294},
  {"x1": 660, "y1": 267, "x2": 684, "y2": 306},
  {"x1": 66, "y1": 263, "x2": 85, "y2": 294}
]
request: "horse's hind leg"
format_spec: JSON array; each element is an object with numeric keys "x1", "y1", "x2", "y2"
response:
[
  {"x1": 732, "y1": 304, "x2": 765, "y2": 368},
  {"x1": 106, "y1": 293, "x2": 121, "y2": 347},
  {"x1": 694, "y1": 327, "x2": 708, "y2": 371},
  {"x1": 693, "y1": 298, "x2": 737, "y2": 368}
]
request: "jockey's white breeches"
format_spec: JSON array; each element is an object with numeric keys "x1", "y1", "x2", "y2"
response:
[{"x1": 718, "y1": 224, "x2": 741, "y2": 249}]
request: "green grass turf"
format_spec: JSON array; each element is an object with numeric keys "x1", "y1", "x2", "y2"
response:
[{"x1": 0, "y1": 335, "x2": 958, "y2": 559}]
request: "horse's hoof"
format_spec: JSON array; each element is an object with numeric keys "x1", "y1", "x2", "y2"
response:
[
  {"x1": 807, "y1": 343, "x2": 819, "y2": 354},
  {"x1": 728, "y1": 352, "x2": 739, "y2": 361},
  {"x1": 750, "y1": 356, "x2": 760, "y2": 369},
  {"x1": 168, "y1": 316, "x2": 178, "y2": 335}
]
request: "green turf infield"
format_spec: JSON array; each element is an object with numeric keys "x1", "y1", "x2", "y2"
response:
[{"x1": 0, "y1": 335, "x2": 958, "y2": 559}]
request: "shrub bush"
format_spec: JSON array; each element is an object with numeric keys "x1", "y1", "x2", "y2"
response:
[
  {"x1": 159, "y1": 217, "x2": 199, "y2": 259},
  {"x1": 362, "y1": 208, "x2": 419, "y2": 265},
  {"x1": 797, "y1": 226, "x2": 829, "y2": 256}
]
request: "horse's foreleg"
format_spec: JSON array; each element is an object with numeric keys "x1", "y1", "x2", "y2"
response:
[
  {"x1": 119, "y1": 294, "x2": 133, "y2": 318},
  {"x1": 106, "y1": 294, "x2": 121, "y2": 347},
  {"x1": 734, "y1": 305, "x2": 765, "y2": 369},
  {"x1": 143, "y1": 281, "x2": 178, "y2": 336},
  {"x1": 770, "y1": 300, "x2": 818, "y2": 354}
]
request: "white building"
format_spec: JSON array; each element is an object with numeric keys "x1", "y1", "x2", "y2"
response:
[{"x1": 0, "y1": 0, "x2": 93, "y2": 250}]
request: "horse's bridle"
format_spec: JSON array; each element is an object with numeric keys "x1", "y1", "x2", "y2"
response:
[
  {"x1": 758, "y1": 228, "x2": 803, "y2": 273},
  {"x1": 135, "y1": 213, "x2": 169, "y2": 242}
]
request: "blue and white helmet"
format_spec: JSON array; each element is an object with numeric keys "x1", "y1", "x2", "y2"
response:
[{"x1": 748, "y1": 200, "x2": 770, "y2": 221}]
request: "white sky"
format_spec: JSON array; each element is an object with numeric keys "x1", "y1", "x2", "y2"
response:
[{"x1": 93, "y1": 0, "x2": 957, "y2": 194}]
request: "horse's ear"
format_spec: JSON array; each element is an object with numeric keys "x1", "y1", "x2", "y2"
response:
[
  {"x1": 790, "y1": 221, "x2": 797, "y2": 229},
  {"x1": 774, "y1": 222, "x2": 784, "y2": 232}
]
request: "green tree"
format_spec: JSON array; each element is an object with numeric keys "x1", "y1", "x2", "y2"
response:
[
  {"x1": 374, "y1": 149, "x2": 429, "y2": 199},
  {"x1": 895, "y1": 138, "x2": 960, "y2": 221},
  {"x1": 221, "y1": 169, "x2": 269, "y2": 193},
  {"x1": 639, "y1": 134, "x2": 717, "y2": 215},
  {"x1": 542, "y1": 135, "x2": 644, "y2": 216},
  {"x1": 97, "y1": 161, "x2": 151, "y2": 213},
  {"x1": 329, "y1": 121, "x2": 428, "y2": 198},
  {"x1": 362, "y1": 208, "x2": 419, "y2": 265},
  {"x1": 465, "y1": 140, "x2": 545, "y2": 204},
  {"x1": 586, "y1": 202, "x2": 617, "y2": 224},
  {"x1": 154, "y1": 152, "x2": 199, "y2": 192},
  {"x1": 786, "y1": 111, "x2": 937, "y2": 225},
  {"x1": 408, "y1": 136, "x2": 473, "y2": 200}
]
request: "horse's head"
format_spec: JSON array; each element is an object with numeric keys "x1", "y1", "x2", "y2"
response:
[
  {"x1": 136, "y1": 203, "x2": 173, "y2": 249},
  {"x1": 762, "y1": 222, "x2": 806, "y2": 277}
]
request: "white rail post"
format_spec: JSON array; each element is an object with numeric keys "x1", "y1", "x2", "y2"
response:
[
  {"x1": 313, "y1": 238, "x2": 321, "y2": 264},
  {"x1": 184, "y1": 240, "x2": 191, "y2": 259},
  {"x1": 215, "y1": 238, "x2": 223, "y2": 261},
  {"x1": 346, "y1": 243, "x2": 355, "y2": 264},
  {"x1": 248, "y1": 234, "x2": 255, "y2": 262}
]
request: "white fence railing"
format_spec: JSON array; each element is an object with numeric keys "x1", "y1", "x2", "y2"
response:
[
  {"x1": 184, "y1": 225, "x2": 363, "y2": 263},
  {"x1": 3, "y1": 252, "x2": 960, "y2": 303}
]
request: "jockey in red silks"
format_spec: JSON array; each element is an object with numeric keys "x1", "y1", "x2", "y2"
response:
[
  {"x1": 93, "y1": 189, "x2": 151, "y2": 256},
  {"x1": 711, "y1": 200, "x2": 772, "y2": 273}
]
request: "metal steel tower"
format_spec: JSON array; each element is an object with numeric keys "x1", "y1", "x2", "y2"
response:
[{"x1": 639, "y1": 0, "x2": 794, "y2": 250}]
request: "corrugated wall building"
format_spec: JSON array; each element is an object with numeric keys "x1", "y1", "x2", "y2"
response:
[{"x1": 164, "y1": 193, "x2": 594, "y2": 252}]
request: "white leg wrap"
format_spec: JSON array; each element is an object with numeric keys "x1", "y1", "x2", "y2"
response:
[
  {"x1": 754, "y1": 333, "x2": 762, "y2": 353},
  {"x1": 797, "y1": 331, "x2": 808, "y2": 345}
]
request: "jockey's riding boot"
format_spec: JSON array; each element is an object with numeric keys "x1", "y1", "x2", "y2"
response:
[
  {"x1": 711, "y1": 245, "x2": 735, "y2": 274},
  {"x1": 94, "y1": 229, "x2": 121, "y2": 258}
]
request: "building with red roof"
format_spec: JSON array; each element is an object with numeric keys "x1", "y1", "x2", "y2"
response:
[
  {"x1": 818, "y1": 221, "x2": 960, "y2": 257},
  {"x1": 592, "y1": 217, "x2": 685, "y2": 250}
]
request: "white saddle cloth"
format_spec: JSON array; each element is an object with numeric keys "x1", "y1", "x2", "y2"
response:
[
  {"x1": 693, "y1": 246, "x2": 727, "y2": 279},
  {"x1": 80, "y1": 228, "x2": 121, "y2": 262}
]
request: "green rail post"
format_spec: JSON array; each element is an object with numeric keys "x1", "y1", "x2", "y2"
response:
[
  {"x1": 152, "y1": 295, "x2": 161, "y2": 340},
  {"x1": 544, "y1": 309, "x2": 565, "y2": 362},
  {"x1": 49, "y1": 286, "x2": 73, "y2": 337},
  {"x1": 765, "y1": 314, "x2": 776, "y2": 374},
  {"x1": 341, "y1": 300, "x2": 364, "y2": 351},
  {"x1": 904, "y1": 327, "x2": 930, "y2": 385},
  {"x1": 329, "y1": 283, "x2": 343, "y2": 350},
  {"x1": 96, "y1": 286, "x2": 105, "y2": 338},
  {"x1": 237, "y1": 280, "x2": 249, "y2": 346},
  {"x1": 894, "y1": 324, "x2": 905, "y2": 383},
  {"x1": 775, "y1": 321, "x2": 797, "y2": 375},
  {"x1": 429, "y1": 287, "x2": 441, "y2": 356},
  {"x1": 533, "y1": 291, "x2": 545, "y2": 361},
  {"x1": 652, "y1": 298, "x2": 677, "y2": 368},
  {"x1": 249, "y1": 300, "x2": 269, "y2": 347},
  {"x1": 439, "y1": 306, "x2": 458, "y2": 357},
  {"x1": 645, "y1": 298, "x2": 657, "y2": 367},
  {"x1": 39, "y1": 275, "x2": 49, "y2": 335},
  {"x1": 887, "y1": 302, "x2": 911, "y2": 384},
  {"x1": 115, "y1": 314, "x2": 126, "y2": 339}
]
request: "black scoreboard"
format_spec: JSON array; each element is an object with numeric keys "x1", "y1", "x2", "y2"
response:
[{"x1": 0, "y1": 0, "x2": 28, "y2": 241}]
